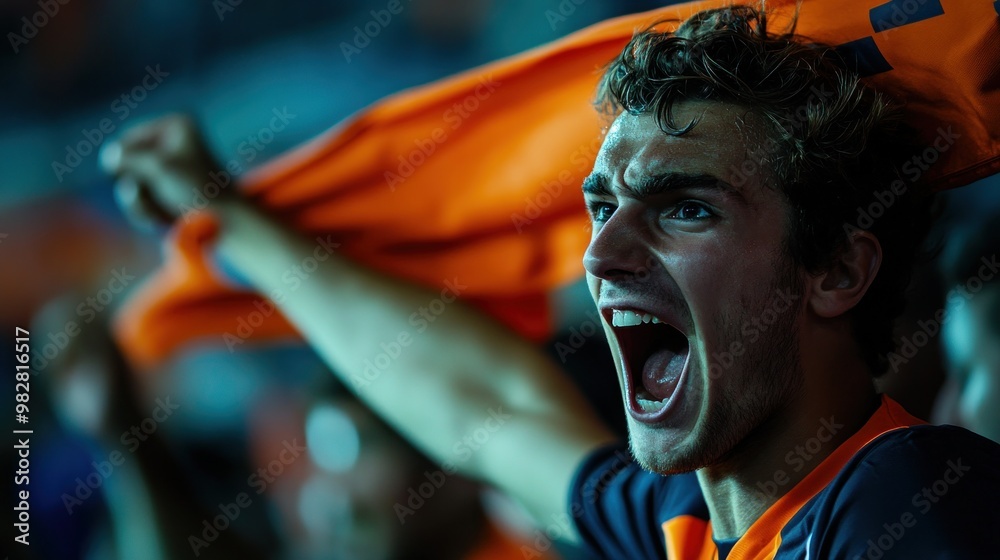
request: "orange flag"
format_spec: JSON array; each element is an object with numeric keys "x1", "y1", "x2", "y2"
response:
[{"x1": 114, "y1": 0, "x2": 1000, "y2": 367}]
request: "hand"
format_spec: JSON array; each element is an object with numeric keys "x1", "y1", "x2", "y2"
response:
[
  {"x1": 35, "y1": 295, "x2": 145, "y2": 446},
  {"x1": 101, "y1": 114, "x2": 234, "y2": 228}
]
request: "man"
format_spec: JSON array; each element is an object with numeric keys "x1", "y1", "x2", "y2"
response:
[{"x1": 104, "y1": 5, "x2": 1000, "y2": 558}]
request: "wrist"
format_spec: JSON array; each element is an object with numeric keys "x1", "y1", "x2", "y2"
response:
[{"x1": 171, "y1": 172, "x2": 242, "y2": 221}]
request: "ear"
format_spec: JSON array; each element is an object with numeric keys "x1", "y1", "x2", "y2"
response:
[{"x1": 808, "y1": 231, "x2": 882, "y2": 318}]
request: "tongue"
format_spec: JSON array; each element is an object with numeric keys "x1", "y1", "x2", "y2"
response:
[{"x1": 642, "y1": 348, "x2": 685, "y2": 401}]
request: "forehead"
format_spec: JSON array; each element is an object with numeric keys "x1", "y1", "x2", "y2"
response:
[{"x1": 594, "y1": 102, "x2": 769, "y2": 195}]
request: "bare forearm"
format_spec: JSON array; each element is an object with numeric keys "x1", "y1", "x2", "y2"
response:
[
  {"x1": 108, "y1": 114, "x2": 612, "y2": 535},
  {"x1": 212, "y1": 198, "x2": 611, "y2": 485}
]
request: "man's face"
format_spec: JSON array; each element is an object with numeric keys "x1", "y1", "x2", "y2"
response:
[{"x1": 583, "y1": 102, "x2": 805, "y2": 474}]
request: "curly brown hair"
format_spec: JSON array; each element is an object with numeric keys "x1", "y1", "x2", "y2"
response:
[{"x1": 597, "y1": 3, "x2": 937, "y2": 376}]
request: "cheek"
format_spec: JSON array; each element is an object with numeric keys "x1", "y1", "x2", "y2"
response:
[
  {"x1": 668, "y1": 237, "x2": 763, "y2": 311},
  {"x1": 586, "y1": 273, "x2": 601, "y2": 301},
  {"x1": 673, "y1": 223, "x2": 786, "y2": 299}
]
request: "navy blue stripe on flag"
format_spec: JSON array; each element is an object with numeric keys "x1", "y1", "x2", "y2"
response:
[
  {"x1": 834, "y1": 36, "x2": 893, "y2": 77},
  {"x1": 870, "y1": 0, "x2": 945, "y2": 33}
]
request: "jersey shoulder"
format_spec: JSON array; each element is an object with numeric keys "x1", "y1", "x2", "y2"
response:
[
  {"x1": 569, "y1": 443, "x2": 707, "y2": 559},
  {"x1": 787, "y1": 424, "x2": 1000, "y2": 559}
]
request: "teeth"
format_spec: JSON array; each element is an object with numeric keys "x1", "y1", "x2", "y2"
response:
[{"x1": 611, "y1": 309, "x2": 663, "y2": 327}]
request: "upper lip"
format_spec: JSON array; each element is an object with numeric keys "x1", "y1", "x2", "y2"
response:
[{"x1": 598, "y1": 300, "x2": 689, "y2": 336}]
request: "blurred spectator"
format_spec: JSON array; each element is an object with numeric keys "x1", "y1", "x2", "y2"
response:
[
  {"x1": 933, "y1": 211, "x2": 1000, "y2": 443},
  {"x1": 35, "y1": 292, "x2": 566, "y2": 559},
  {"x1": 248, "y1": 382, "x2": 524, "y2": 560},
  {"x1": 34, "y1": 294, "x2": 270, "y2": 559}
]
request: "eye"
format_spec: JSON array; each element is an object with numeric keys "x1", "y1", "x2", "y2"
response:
[
  {"x1": 587, "y1": 201, "x2": 616, "y2": 223},
  {"x1": 665, "y1": 201, "x2": 714, "y2": 221}
]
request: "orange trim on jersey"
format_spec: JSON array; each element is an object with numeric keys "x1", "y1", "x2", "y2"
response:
[
  {"x1": 663, "y1": 515, "x2": 719, "y2": 560},
  {"x1": 725, "y1": 395, "x2": 925, "y2": 560}
]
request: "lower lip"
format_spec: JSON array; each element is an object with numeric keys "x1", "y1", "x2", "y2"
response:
[{"x1": 623, "y1": 352, "x2": 689, "y2": 425}]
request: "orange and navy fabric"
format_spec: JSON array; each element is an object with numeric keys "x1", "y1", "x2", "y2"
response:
[
  {"x1": 114, "y1": 0, "x2": 1000, "y2": 367},
  {"x1": 569, "y1": 396, "x2": 1000, "y2": 559}
]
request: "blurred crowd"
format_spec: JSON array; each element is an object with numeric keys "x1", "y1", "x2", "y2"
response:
[{"x1": 1, "y1": 1, "x2": 998, "y2": 559}]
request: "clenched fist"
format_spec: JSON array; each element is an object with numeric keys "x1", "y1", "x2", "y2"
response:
[{"x1": 100, "y1": 115, "x2": 237, "y2": 229}]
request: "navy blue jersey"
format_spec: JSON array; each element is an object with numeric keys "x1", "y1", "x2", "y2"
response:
[{"x1": 569, "y1": 396, "x2": 1000, "y2": 559}]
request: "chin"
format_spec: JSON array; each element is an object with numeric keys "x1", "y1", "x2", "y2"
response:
[
  {"x1": 626, "y1": 420, "x2": 711, "y2": 475},
  {"x1": 626, "y1": 392, "x2": 756, "y2": 476}
]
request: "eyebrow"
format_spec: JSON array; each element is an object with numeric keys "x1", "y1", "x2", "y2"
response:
[{"x1": 582, "y1": 171, "x2": 746, "y2": 203}]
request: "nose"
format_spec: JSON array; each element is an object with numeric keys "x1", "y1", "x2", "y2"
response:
[{"x1": 583, "y1": 206, "x2": 651, "y2": 281}]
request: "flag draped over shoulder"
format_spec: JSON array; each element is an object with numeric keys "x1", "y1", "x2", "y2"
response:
[{"x1": 114, "y1": 0, "x2": 1000, "y2": 367}]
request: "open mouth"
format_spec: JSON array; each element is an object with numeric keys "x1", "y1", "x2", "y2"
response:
[{"x1": 610, "y1": 309, "x2": 691, "y2": 417}]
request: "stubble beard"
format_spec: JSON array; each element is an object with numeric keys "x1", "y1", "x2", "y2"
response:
[{"x1": 630, "y1": 257, "x2": 804, "y2": 475}]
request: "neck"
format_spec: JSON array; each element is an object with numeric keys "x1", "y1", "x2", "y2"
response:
[{"x1": 696, "y1": 327, "x2": 881, "y2": 540}]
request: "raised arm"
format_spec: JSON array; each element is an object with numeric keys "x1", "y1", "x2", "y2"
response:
[{"x1": 103, "y1": 115, "x2": 615, "y2": 531}]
